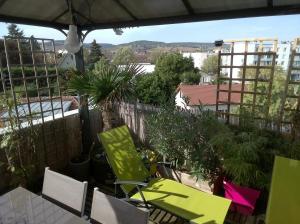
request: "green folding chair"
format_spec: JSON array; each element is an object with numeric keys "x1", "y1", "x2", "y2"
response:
[
  {"x1": 98, "y1": 125, "x2": 231, "y2": 224},
  {"x1": 266, "y1": 156, "x2": 300, "y2": 224}
]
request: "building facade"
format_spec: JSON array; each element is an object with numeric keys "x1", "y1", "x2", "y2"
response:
[
  {"x1": 182, "y1": 52, "x2": 210, "y2": 69},
  {"x1": 221, "y1": 41, "x2": 300, "y2": 80}
]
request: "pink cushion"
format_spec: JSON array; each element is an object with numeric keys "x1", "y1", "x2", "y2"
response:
[{"x1": 223, "y1": 181, "x2": 261, "y2": 215}]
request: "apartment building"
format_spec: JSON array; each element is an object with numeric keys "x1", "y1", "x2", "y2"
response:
[{"x1": 221, "y1": 40, "x2": 300, "y2": 80}]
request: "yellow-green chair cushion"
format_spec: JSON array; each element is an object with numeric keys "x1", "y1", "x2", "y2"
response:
[
  {"x1": 266, "y1": 156, "x2": 300, "y2": 224},
  {"x1": 99, "y1": 125, "x2": 150, "y2": 193},
  {"x1": 131, "y1": 178, "x2": 231, "y2": 224}
]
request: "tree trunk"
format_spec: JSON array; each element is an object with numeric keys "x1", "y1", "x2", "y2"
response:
[{"x1": 101, "y1": 106, "x2": 113, "y2": 131}]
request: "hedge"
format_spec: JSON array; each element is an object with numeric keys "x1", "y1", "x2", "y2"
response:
[{"x1": 0, "y1": 67, "x2": 68, "y2": 96}]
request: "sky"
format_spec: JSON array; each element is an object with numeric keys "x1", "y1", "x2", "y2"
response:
[{"x1": 0, "y1": 14, "x2": 299, "y2": 44}]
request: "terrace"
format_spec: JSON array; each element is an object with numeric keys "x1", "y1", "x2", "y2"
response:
[{"x1": 0, "y1": 1, "x2": 300, "y2": 224}]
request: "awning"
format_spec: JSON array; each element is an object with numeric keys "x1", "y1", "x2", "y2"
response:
[{"x1": 0, "y1": 0, "x2": 299, "y2": 31}]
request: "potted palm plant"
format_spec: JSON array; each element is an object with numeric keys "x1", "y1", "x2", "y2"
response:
[
  {"x1": 69, "y1": 58, "x2": 143, "y2": 131},
  {"x1": 68, "y1": 58, "x2": 143, "y2": 180}
]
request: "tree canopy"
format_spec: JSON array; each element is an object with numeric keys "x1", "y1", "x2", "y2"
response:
[
  {"x1": 112, "y1": 47, "x2": 136, "y2": 65},
  {"x1": 134, "y1": 52, "x2": 197, "y2": 105},
  {"x1": 155, "y1": 52, "x2": 194, "y2": 77},
  {"x1": 134, "y1": 74, "x2": 169, "y2": 105},
  {"x1": 149, "y1": 48, "x2": 166, "y2": 64},
  {"x1": 201, "y1": 55, "x2": 219, "y2": 76},
  {"x1": 180, "y1": 71, "x2": 201, "y2": 84},
  {"x1": 7, "y1": 24, "x2": 24, "y2": 38},
  {"x1": 88, "y1": 39, "x2": 103, "y2": 65},
  {"x1": 155, "y1": 52, "x2": 195, "y2": 89},
  {"x1": 3, "y1": 24, "x2": 41, "y2": 65},
  {"x1": 30, "y1": 35, "x2": 41, "y2": 50}
]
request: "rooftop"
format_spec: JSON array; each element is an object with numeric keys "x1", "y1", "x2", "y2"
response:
[
  {"x1": 0, "y1": 96, "x2": 78, "y2": 127},
  {"x1": 177, "y1": 84, "x2": 242, "y2": 106}
]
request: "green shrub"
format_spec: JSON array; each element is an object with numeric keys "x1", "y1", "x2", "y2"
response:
[
  {"x1": 180, "y1": 71, "x2": 201, "y2": 84},
  {"x1": 146, "y1": 104, "x2": 300, "y2": 190},
  {"x1": 1, "y1": 67, "x2": 68, "y2": 95},
  {"x1": 221, "y1": 130, "x2": 272, "y2": 189},
  {"x1": 146, "y1": 105, "x2": 195, "y2": 165},
  {"x1": 146, "y1": 105, "x2": 229, "y2": 184}
]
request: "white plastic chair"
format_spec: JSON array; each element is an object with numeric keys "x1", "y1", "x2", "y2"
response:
[
  {"x1": 90, "y1": 188, "x2": 149, "y2": 224},
  {"x1": 42, "y1": 167, "x2": 88, "y2": 217}
]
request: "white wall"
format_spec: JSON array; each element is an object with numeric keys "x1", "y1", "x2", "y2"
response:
[
  {"x1": 175, "y1": 91, "x2": 190, "y2": 109},
  {"x1": 119, "y1": 63, "x2": 155, "y2": 74},
  {"x1": 58, "y1": 54, "x2": 76, "y2": 69},
  {"x1": 276, "y1": 42, "x2": 291, "y2": 70},
  {"x1": 201, "y1": 74, "x2": 212, "y2": 83},
  {"x1": 182, "y1": 52, "x2": 210, "y2": 69},
  {"x1": 138, "y1": 63, "x2": 155, "y2": 73},
  {"x1": 221, "y1": 42, "x2": 256, "y2": 79}
]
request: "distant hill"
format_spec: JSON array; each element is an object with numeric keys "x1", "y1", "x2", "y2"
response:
[
  {"x1": 113, "y1": 40, "x2": 216, "y2": 52},
  {"x1": 46, "y1": 40, "x2": 219, "y2": 63},
  {"x1": 44, "y1": 40, "x2": 115, "y2": 51},
  {"x1": 83, "y1": 42, "x2": 114, "y2": 49},
  {"x1": 50, "y1": 40, "x2": 216, "y2": 52}
]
